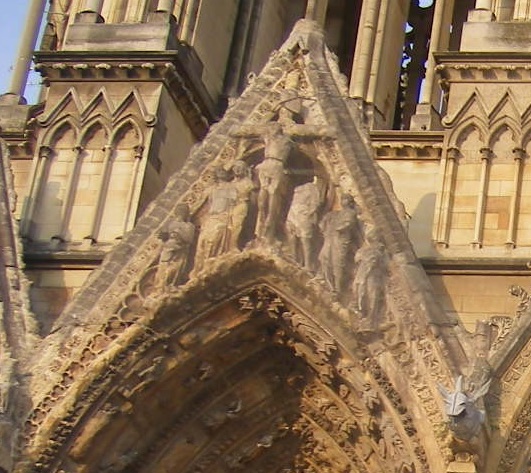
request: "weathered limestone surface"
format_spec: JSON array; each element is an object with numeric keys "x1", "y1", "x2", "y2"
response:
[
  {"x1": 1, "y1": 20, "x2": 475, "y2": 473},
  {"x1": 5, "y1": 4, "x2": 531, "y2": 471}
]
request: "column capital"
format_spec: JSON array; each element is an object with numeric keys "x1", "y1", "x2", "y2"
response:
[
  {"x1": 38, "y1": 145, "x2": 53, "y2": 159},
  {"x1": 513, "y1": 147, "x2": 526, "y2": 160},
  {"x1": 479, "y1": 147, "x2": 492, "y2": 161},
  {"x1": 447, "y1": 147, "x2": 461, "y2": 161},
  {"x1": 133, "y1": 145, "x2": 144, "y2": 159}
]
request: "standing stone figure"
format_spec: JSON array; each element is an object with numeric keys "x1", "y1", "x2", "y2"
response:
[
  {"x1": 351, "y1": 227, "x2": 387, "y2": 324},
  {"x1": 154, "y1": 204, "x2": 195, "y2": 290},
  {"x1": 256, "y1": 125, "x2": 291, "y2": 242},
  {"x1": 194, "y1": 167, "x2": 238, "y2": 272},
  {"x1": 286, "y1": 179, "x2": 322, "y2": 271},
  {"x1": 318, "y1": 194, "x2": 360, "y2": 293},
  {"x1": 229, "y1": 160, "x2": 256, "y2": 249}
]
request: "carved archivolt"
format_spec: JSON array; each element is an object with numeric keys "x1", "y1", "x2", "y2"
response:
[{"x1": 21, "y1": 281, "x2": 443, "y2": 473}]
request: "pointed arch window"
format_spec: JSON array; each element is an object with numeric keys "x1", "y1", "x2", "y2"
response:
[
  {"x1": 96, "y1": 121, "x2": 143, "y2": 241},
  {"x1": 62, "y1": 122, "x2": 108, "y2": 242},
  {"x1": 27, "y1": 122, "x2": 77, "y2": 241}
]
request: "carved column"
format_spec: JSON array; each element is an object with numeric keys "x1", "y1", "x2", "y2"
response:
[
  {"x1": 476, "y1": 0, "x2": 493, "y2": 8},
  {"x1": 122, "y1": 145, "x2": 144, "y2": 234},
  {"x1": 305, "y1": 0, "x2": 329, "y2": 26},
  {"x1": 180, "y1": 0, "x2": 201, "y2": 43},
  {"x1": 411, "y1": 0, "x2": 455, "y2": 130},
  {"x1": 157, "y1": 0, "x2": 175, "y2": 12},
  {"x1": 81, "y1": 0, "x2": 103, "y2": 13},
  {"x1": 436, "y1": 147, "x2": 460, "y2": 247},
  {"x1": 87, "y1": 144, "x2": 114, "y2": 242},
  {"x1": 22, "y1": 145, "x2": 53, "y2": 237},
  {"x1": 513, "y1": 0, "x2": 531, "y2": 19},
  {"x1": 349, "y1": 0, "x2": 381, "y2": 99},
  {"x1": 58, "y1": 145, "x2": 84, "y2": 240},
  {"x1": 472, "y1": 147, "x2": 492, "y2": 248},
  {"x1": 468, "y1": 0, "x2": 495, "y2": 21},
  {"x1": 507, "y1": 148, "x2": 525, "y2": 248},
  {"x1": 366, "y1": 0, "x2": 389, "y2": 104},
  {"x1": 76, "y1": 0, "x2": 104, "y2": 22}
]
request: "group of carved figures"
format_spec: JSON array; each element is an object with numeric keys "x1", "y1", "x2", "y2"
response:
[{"x1": 154, "y1": 125, "x2": 387, "y2": 315}]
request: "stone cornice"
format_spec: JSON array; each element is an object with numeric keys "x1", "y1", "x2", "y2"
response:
[
  {"x1": 34, "y1": 49, "x2": 216, "y2": 139},
  {"x1": 421, "y1": 257, "x2": 531, "y2": 275},
  {"x1": 434, "y1": 52, "x2": 531, "y2": 87},
  {"x1": 370, "y1": 130, "x2": 444, "y2": 160}
]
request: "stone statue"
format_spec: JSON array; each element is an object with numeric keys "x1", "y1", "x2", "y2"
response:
[
  {"x1": 154, "y1": 204, "x2": 195, "y2": 290},
  {"x1": 351, "y1": 227, "x2": 387, "y2": 324},
  {"x1": 194, "y1": 167, "x2": 238, "y2": 271},
  {"x1": 229, "y1": 160, "x2": 256, "y2": 249},
  {"x1": 286, "y1": 179, "x2": 323, "y2": 271},
  {"x1": 256, "y1": 124, "x2": 291, "y2": 242},
  {"x1": 437, "y1": 376, "x2": 491, "y2": 442},
  {"x1": 318, "y1": 194, "x2": 360, "y2": 293}
]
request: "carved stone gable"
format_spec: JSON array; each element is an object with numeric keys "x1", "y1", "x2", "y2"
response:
[{"x1": 11, "y1": 20, "x2": 471, "y2": 473}]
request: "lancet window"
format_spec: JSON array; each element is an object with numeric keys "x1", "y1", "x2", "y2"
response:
[
  {"x1": 436, "y1": 122, "x2": 531, "y2": 249},
  {"x1": 25, "y1": 118, "x2": 144, "y2": 245}
]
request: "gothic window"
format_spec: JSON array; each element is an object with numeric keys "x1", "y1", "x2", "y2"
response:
[
  {"x1": 483, "y1": 125, "x2": 517, "y2": 246},
  {"x1": 64, "y1": 123, "x2": 108, "y2": 242},
  {"x1": 446, "y1": 125, "x2": 483, "y2": 246},
  {"x1": 29, "y1": 122, "x2": 77, "y2": 241},
  {"x1": 96, "y1": 122, "x2": 142, "y2": 241}
]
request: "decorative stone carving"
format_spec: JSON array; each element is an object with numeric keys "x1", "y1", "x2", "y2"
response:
[
  {"x1": 229, "y1": 160, "x2": 256, "y2": 249},
  {"x1": 509, "y1": 284, "x2": 530, "y2": 318},
  {"x1": 286, "y1": 179, "x2": 323, "y2": 271},
  {"x1": 351, "y1": 226, "x2": 387, "y2": 325},
  {"x1": 194, "y1": 167, "x2": 239, "y2": 271},
  {"x1": 438, "y1": 376, "x2": 491, "y2": 442},
  {"x1": 256, "y1": 125, "x2": 291, "y2": 242},
  {"x1": 318, "y1": 194, "x2": 360, "y2": 293},
  {"x1": 154, "y1": 204, "x2": 195, "y2": 291}
]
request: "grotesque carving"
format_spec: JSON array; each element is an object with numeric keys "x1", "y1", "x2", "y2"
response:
[
  {"x1": 286, "y1": 179, "x2": 323, "y2": 271},
  {"x1": 438, "y1": 376, "x2": 491, "y2": 442},
  {"x1": 194, "y1": 167, "x2": 238, "y2": 271},
  {"x1": 154, "y1": 204, "x2": 195, "y2": 290},
  {"x1": 318, "y1": 194, "x2": 360, "y2": 293},
  {"x1": 256, "y1": 125, "x2": 291, "y2": 242}
]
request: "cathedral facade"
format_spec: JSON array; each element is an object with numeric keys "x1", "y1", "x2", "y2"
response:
[{"x1": 1, "y1": 1, "x2": 531, "y2": 472}]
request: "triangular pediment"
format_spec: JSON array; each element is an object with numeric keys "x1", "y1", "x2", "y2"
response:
[{"x1": 14, "y1": 20, "x2": 475, "y2": 473}]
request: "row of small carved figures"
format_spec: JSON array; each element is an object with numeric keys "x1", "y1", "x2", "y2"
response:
[{"x1": 152, "y1": 159, "x2": 389, "y2": 309}]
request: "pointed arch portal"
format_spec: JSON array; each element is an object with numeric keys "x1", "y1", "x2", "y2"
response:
[{"x1": 27, "y1": 257, "x2": 434, "y2": 473}]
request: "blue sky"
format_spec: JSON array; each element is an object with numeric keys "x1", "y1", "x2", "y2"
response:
[{"x1": 0, "y1": 1, "x2": 44, "y2": 103}]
